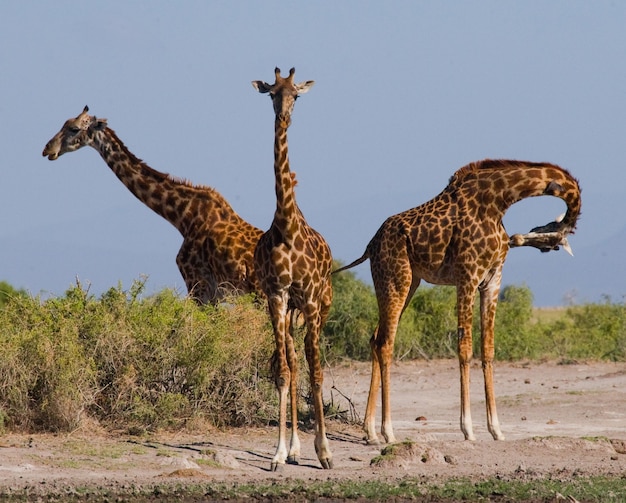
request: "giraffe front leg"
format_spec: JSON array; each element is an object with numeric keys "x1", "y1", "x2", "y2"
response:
[
  {"x1": 268, "y1": 299, "x2": 291, "y2": 471},
  {"x1": 483, "y1": 360, "x2": 504, "y2": 440},
  {"x1": 458, "y1": 343, "x2": 475, "y2": 441},
  {"x1": 177, "y1": 247, "x2": 216, "y2": 305},
  {"x1": 457, "y1": 291, "x2": 476, "y2": 441},
  {"x1": 304, "y1": 319, "x2": 333, "y2": 469},
  {"x1": 272, "y1": 384, "x2": 290, "y2": 471}
]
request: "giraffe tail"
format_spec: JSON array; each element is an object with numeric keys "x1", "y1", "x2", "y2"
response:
[{"x1": 332, "y1": 252, "x2": 370, "y2": 275}]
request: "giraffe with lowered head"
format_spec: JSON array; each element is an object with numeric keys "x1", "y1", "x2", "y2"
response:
[
  {"x1": 334, "y1": 159, "x2": 581, "y2": 444},
  {"x1": 42, "y1": 106, "x2": 263, "y2": 305},
  {"x1": 252, "y1": 68, "x2": 334, "y2": 471}
]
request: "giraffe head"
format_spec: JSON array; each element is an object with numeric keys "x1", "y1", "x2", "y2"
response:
[
  {"x1": 252, "y1": 67, "x2": 314, "y2": 128},
  {"x1": 43, "y1": 106, "x2": 108, "y2": 160}
]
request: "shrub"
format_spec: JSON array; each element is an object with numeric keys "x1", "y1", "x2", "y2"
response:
[
  {"x1": 324, "y1": 262, "x2": 378, "y2": 361},
  {"x1": 0, "y1": 290, "x2": 97, "y2": 431},
  {"x1": 326, "y1": 267, "x2": 575, "y2": 362},
  {"x1": 397, "y1": 285, "x2": 458, "y2": 359},
  {"x1": 545, "y1": 301, "x2": 626, "y2": 361},
  {"x1": 0, "y1": 280, "x2": 28, "y2": 308},
  {"x1": 0, "y1": 280, "x2": 277, "y2": 433},
  {"x1": 2, "y1": 274, "x2": 625, "y2": 435},
  {"x1": 489, "y1": 285, "x2": 537, "y2": 360}
]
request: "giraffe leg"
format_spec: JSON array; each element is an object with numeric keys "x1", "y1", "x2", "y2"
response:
[
  {"x1": 480, "y1": 272, "x2": 505, "y2": 441},
  {"x1": 177, "y1": 248, "x2": 216, "y2": 305},
  {"x1": 304, "y1": 305, "x2": 333, "y2": 469},
  {"x1": 378, "y1": 329, "x2": 397, "y2": 445},
  {"x1": 363, "y1": 326, "x2": 382, "y2": 444},
  {"x1": 285, "y1": 310, "x2": 301, "y2": 464},
  {"x1": 268, "y1": 296, "x2": 291, "y2": 471},
  {"x1": 366, "y1": 275, "x2": 417, "y2": 445},
  {"x1": 457, "y1": 285, "x2": 476, "y2": 441}
]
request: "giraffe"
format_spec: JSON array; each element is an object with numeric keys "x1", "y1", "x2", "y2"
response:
[
  {"x1": 334, "y1": 159, "x2": 581, "y2": 445},
  {"x1": 42, "y1": 106, "x2": 263, "y2": 305},
  {"x1": 251, "y1": 68, "x2": 334, "y2": 471}
]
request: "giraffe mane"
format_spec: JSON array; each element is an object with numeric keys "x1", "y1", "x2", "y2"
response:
[
  {"x1": 449, "y1": 159, "x2": 572, "y2": 185},
  {"x1": 106, "y1": 127, "x2": 223, "y2": 195}
]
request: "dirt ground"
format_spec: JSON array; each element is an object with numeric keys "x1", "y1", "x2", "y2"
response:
[{"x1": 1, "y1": 359, "x2": 625, "y2": 498}]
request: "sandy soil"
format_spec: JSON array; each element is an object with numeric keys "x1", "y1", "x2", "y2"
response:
[{"x1": 1, "y1": 359, "x2": 625, "y2": 498}]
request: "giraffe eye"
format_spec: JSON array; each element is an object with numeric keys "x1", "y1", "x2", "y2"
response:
[{"x1": 69, "y1": 127, "x2": 80, "y2": 133}]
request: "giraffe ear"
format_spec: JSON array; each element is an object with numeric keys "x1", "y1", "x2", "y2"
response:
[
  {"x1": 252, "y1": 80, "x2": 273, "y2": 94},
  {"x1": 295, "y1": 80, "x2": 315, "y2": 94},
  {"x1": 544, "y1": 180, "x2": 564, "y2": 195},
  {"x1": 92, "y1": 117, "x2": 108, "y2": 130}
]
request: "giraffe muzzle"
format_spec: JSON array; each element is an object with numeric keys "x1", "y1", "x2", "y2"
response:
[{"x1": 42, "y1": 145, "x2": 59, "y2": 160}]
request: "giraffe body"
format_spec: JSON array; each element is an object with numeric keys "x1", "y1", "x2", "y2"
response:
[
  {"x1": 335, "y1": 159, "x2": 581, "y2": 444},
  {"x1": 43, "y1": 107, "x2": 263, "y2": 304},
  {"x1": 252, "y1": 68, "x2": 333, "y2": 471}
]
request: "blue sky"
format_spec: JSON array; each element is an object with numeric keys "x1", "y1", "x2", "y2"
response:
[{"x1": 1, "y1": 2, "x2": 625, "y2": 306}]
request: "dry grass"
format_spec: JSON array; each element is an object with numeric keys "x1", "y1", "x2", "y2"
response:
[{"x1": 0, "y1": 281, "x2": 278, "y2": 433}]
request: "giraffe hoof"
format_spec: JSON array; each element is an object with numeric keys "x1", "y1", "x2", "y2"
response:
[
  {"x1": 320, "y1": 458, "x2": 334, "y2": 470},
  {"x1": 287, "y1": 455, "x2": 299, "y2": 465},
  {"x1": 270, "y1": 461, "x2": 285, "y2": 472}
]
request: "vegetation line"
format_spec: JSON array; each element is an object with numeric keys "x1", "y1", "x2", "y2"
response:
[{"x1": 0, "y1": 270, "x2": 624, "y2": 435}]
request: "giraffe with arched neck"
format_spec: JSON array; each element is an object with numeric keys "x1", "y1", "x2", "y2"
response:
[
  {"x1": 334, "y1": 159, "x2": 581, "y2": 444},
  {"x1": 252, "y1": 68, "x2": 334, "y2": 471},
  {"x1": 43, "y1": 106, "x2": 263, "y2": 305}
]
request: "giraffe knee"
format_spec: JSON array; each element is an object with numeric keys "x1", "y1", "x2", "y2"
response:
[
  {"x1": 457, "y1": 327, "x2": 473, "y2": 361},
  {"x1": 270, "y1": 351, "x2": 290, "y2": 388}
]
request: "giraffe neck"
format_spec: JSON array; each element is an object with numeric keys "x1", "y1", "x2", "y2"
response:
[
  {"x1": 452, "y1": 160, "x2": 581, "y2": 231},
  {"x1": 272, "y1": 119, "x2": 299, "y2": 240},
  {"x1": 89, "y1": 127, "x2": 207, "y2": 235}
]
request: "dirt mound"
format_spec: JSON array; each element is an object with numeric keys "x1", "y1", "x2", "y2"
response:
[{"x1": 371, "y1": 439, "x2": 450, "y2": 469}]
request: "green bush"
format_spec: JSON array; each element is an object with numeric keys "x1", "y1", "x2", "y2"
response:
[
  {"x1": 0, "y1": 280, "x2": 277, "y2": 433},
  {"x1": 397, "y1": 285, "x2": 458, "y2": 359},
  {"x1": 0, "y1": 280, "x2": 27, "y2": 308},
  {"x1": 1, "y1": 274, "x2": 625, "y2": 436},
  {"x1": 489, "y1": 285, "x2": 536, "y2": 360},
  {"x1": 0, "y1": 290, "x2": 97, "y2": 431},
  {"x1": 544, "y1": 302, "x2": 626, "y2": 361},
  {"x1": 326, "y1": 269, "x2": 626, "y2": 364},
  {"x1": 324, "y1": 262, "x2": 378, "y2": 361}
]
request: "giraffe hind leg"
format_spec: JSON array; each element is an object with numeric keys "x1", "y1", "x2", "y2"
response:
[
  {"x1": 363, "y1": 326, "x2": 382, "y2": 444},
  {"x1": 479, "y1": 275, "x2": 505, "y2": 440},
  {"x1": 366, "y1": 274, "x2": 419, "y2": 445}
]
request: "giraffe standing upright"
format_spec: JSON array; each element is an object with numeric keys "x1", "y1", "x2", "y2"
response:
[
  {"x1": 42, "y1": 106, "x2": 263, "y2": 305},
  {"x1": 334, "y1": 159, "x2": 581, "y2": 444},
  {"x1": 252, "y1": 68, "x2": 334, "y2": 471}
]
